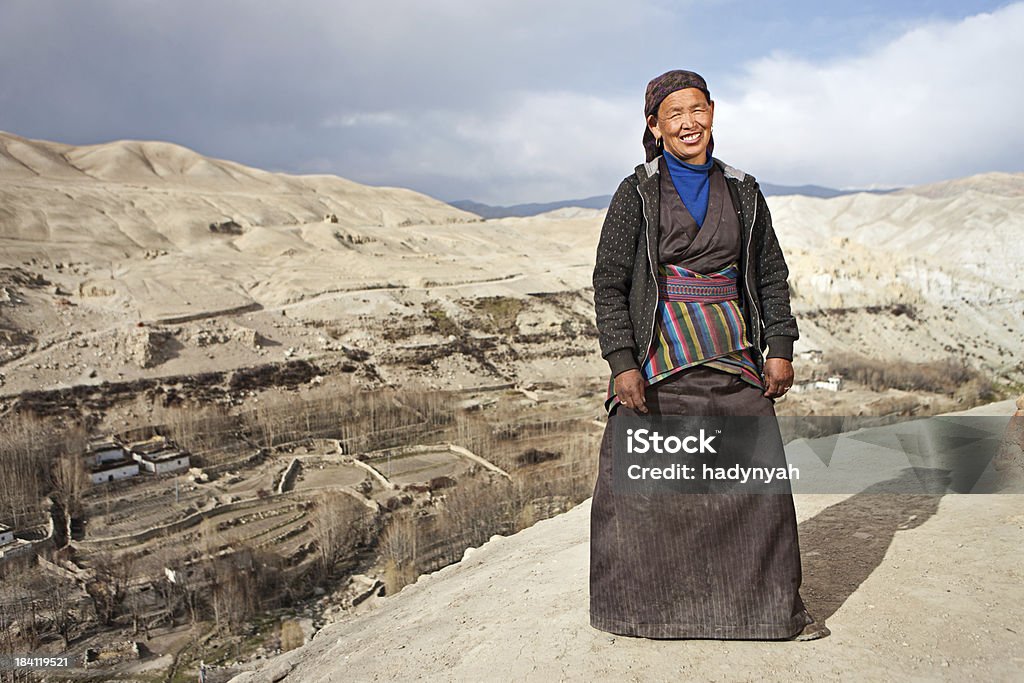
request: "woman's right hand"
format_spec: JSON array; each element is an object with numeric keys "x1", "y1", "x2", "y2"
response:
[{"x1": 614, "y1": 369, "x2": 648, "y2": 413}]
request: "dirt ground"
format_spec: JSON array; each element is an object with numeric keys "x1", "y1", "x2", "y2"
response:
[{"x1": 224, "y1": 399, "x2": 1023, "y2": 683}]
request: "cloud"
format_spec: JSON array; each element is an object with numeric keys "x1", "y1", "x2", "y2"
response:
[
  {"x1": 0, "y1": 1, "x2": 1020, "y2": 202},
  {"x1": 0, "y1": 0, "x2": 658, "y2": 203},
  {"x1": 358, "y1": 1, "x2": 1024, "y2": 203},
  {"x1": 321, "y1": 112, "x2": 407, "y2": 128},
  {"x1": 713, "y1": 3, "x2": 1024, "y2": 188},
  {"x1": 303, "y1": 92, "x2": 639, "y2": 204}
]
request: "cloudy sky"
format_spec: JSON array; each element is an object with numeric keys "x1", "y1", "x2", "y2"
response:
[{"x1": 2, "y1": 1, "x2": 1021, "y2": 204}]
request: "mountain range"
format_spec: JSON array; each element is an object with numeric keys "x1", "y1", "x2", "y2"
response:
[{"x1": 450, "y1": 182, "x2": 898, "y2": 219}]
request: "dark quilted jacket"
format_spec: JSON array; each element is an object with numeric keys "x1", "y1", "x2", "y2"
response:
[{"x1": 592, "y1": 155, "x2": 799, "y2": 379}]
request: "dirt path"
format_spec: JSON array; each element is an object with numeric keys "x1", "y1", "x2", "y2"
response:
[{"x1": 263, "y1": 271, "x2": 530, "y2": 314}]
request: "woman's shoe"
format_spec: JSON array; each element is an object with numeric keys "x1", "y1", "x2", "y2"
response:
[{"x1": 789, "y1": 620, "x2": 831, "y2": 641}]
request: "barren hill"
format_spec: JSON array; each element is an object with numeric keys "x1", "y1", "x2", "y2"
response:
[
  {"x1": 1, "y1": 131, "x2": 1022, "y2": 417},
  {"x1": 893, "y1": 171, "x2": 1024, "y2": 199},
  {"x1": 772, "y1": 181, "x2": 1024, "y2": 379},
  {"x1": 0, "y1": 131, "x2": 604, "y2": 403},
  {"x1": 0, "y1": 130, "x2": 476, "y2": 278}
]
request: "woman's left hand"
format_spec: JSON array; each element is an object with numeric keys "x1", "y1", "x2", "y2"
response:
[{"x1": 762, "y1": 358, "x2": 794, "y2": 399}]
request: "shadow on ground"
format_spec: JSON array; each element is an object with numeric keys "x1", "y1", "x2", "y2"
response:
[{"x1": 797, "y1": 470, "x2": 948, "y2": 621}]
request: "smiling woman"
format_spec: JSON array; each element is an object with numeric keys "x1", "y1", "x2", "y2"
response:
[{"x1": 589, "y1": 68, "x2": 830, "y2": 642}]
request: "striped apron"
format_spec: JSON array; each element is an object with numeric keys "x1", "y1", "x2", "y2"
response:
[{"x1": 604, "y1": 262, "x2": 763, "y2": 415}]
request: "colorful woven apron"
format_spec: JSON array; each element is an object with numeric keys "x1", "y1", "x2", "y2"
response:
[{"x1": 605, "y1": 261, "x2": 763, "y2": 414}]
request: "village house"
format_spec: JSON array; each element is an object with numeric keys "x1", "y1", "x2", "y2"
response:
[
  {"x1": 85, "y1": 437, "x2": 140, "y2": 484},
  {"x1": 795, "y1": 349, "x2": 824, "y2": 364},
  {"x1": 89, "y1": 457, "x2": 141, "y2": 484},
  {"x1": 86, "y1": 437, "x2": 126, "y2": 465},
  {"x1": 0, "y1": 522, "x2": 34, "y2": 565},
  {"x1": 791, "y1": 375, "x2": 845, "y2": 393},
  {"x1": 127, "y1": 435, "x2": 191, "y2": 475}
]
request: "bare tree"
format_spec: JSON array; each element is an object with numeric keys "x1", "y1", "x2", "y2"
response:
[
  {"x1": 85, "y1": 550, "x2": 135, "y2": 627},
  {"x1": 49, "y1": 451, "x2": 88, "y2": 548},
  {"x1": 378, "y1": 513, "x2": 419, "y2": 594},
  {"x1": 161, "y1": 548, "x2": 201, "y2": 627},
  {"x1": 311, "y1": 492, "x2": 375, "y2": 582},
  {"x1": 0, "y1": 412, "x2": 53, "y2": 528},
  {"x1": 207, "y1": 553, "x2": 253, "y2": 634},
  {"x1": 36, "y1": 570, "x2": 78, "y2": 649},
  {"x1": 0, "y1": 569, "x2": 37, "y2": 654},
  {"x1": 204, "y1": 544, "x2": 283, "y2": 635},
  {"x1": 247, "y1": 396, "x2": 287, "y2": 448},
  {"x1": 152, "y1": 399, "x2": 237, "y2": 459},
  {"x1": 441, "y1": 477, "x2": 514, "y2": 552}
]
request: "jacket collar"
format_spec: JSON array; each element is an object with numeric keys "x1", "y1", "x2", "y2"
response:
[
  {"x1": 635, "y1": 155, "x2": 752, "y2": 185},
  {"x1": 635, "y1": 157, "x2": 661, "y2": 197},
  {"x1": 633, "y1": 155, "x2": 757, "y2": 235}
]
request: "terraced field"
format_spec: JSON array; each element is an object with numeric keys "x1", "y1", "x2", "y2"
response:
[{"x1": 364, "y1": 448, "x2": 468, "y2": 485}]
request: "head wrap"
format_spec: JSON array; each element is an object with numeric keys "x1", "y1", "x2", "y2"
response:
[{"x1": 643, "y1": 69, "x2": 714, "y2": 162}]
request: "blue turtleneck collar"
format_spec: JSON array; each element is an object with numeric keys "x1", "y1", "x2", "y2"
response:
[{"x1": 663, "y1": 149, "x2": 713, "y2": 227}]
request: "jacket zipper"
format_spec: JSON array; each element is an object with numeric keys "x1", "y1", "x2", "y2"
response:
[
  {"x1": 743, "y1": 196, "x2": 765, "y2": 370},
  {"x1": 637, "y1": 184, "x2": 658, "y2": 365}
]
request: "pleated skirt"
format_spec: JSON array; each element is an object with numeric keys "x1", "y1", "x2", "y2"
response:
[{"x1": 589, "y1": 364, "x2": 815, "y2": 639}]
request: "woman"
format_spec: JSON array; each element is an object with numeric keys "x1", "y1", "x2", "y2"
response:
[{"x1": 589, "y1": 69, "x2": 829, "y2": 640}]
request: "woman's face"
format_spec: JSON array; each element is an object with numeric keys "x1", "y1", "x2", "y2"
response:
[{"x1": 647, "y1": 88, "x2": 715, "y2": 164}]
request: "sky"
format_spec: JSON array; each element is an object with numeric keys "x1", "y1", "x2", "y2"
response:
[{"x1": 1, "y1": 1, "x2": 1021, "y2": 205}]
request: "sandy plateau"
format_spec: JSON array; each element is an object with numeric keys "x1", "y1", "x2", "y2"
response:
[{"x1": 2, "y1": 130, "x2": 1023, "y2": 419}]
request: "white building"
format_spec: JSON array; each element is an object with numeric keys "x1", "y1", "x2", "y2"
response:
[
  {"x1": 0, "y1": 524, "x2": 13, "y2": 546},
  {"x1": 795, "y1": 349, "x2": 824, "y2": 364},
  {"x1": 86, "y1": 438, "x2": 126, "y2": 466},
  {"x1": 815, "y1": 376, "x2": 844, "y2": 391},
  {"x1": 134, "y1": 450, "x2": 190, "y2": 475},
  {"x1": 128, "y1": 435, "x2": 191, "y2": 475},
  {"x1": 791, "y1": 375, "x2": 844, "y2": 393},
  {"x1": 90, "y1": 458, "x2": 140, "y2": 484}
]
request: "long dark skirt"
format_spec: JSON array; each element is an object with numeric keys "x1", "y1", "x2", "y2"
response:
[{"x1": 589, "y1": 364, "x2": 815, "y2": 639}]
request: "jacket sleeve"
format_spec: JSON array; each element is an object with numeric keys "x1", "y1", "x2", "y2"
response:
[
  {"x1": 753, "y1": 188, "x2": 799, "y2": 360},
  {"x1": 593, "y1": 177, "x2": 642, "y2": 376}
]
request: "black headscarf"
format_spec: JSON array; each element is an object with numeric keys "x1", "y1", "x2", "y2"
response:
[{"x1": 643, "y1": 69, "x2": 714, "y2": 162}]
